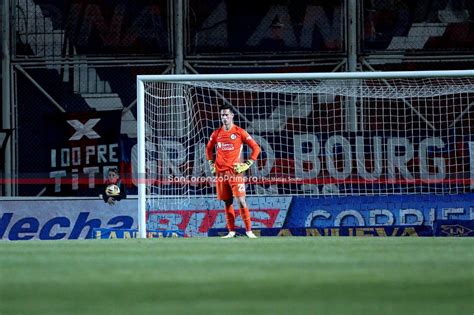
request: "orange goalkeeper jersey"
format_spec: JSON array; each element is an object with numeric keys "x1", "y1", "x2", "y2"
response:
[{"x1": 206, "y1": 125, "x2": 261, "y2": 173}]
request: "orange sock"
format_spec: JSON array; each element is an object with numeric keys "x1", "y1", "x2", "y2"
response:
[
  {"x1": 239, "y1": 207, "x2": 252, "y2": 231},
  {"x1": 224, "y1": 204, "x2": 235, "y2": 231}
]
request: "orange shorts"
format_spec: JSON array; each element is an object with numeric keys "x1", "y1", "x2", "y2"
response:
[{"x1": 216, "y1": 170, "x2": 246, "y2": 200}]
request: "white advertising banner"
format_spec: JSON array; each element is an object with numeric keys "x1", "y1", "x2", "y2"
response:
[
  {"x1": 0, "y1": 198, "x2": 137, "y2": 240},
  {"x1": 0, "y1": 196, "x2": 292, "y2": 240}
]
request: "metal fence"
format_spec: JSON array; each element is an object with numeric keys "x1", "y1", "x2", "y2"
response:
[{"x1": 11, "y1": 0, "x2": 474, "y2": 59}]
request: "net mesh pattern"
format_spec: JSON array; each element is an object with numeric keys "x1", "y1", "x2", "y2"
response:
[{"x1": 142, "y1": 77, "x2": 474, "y2": 210}]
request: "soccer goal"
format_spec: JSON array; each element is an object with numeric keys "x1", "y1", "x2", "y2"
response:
[{"x1": 136, "y1": 70, "x2": 474, "y2": 238}]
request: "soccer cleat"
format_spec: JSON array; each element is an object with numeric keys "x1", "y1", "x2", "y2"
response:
[
  {"x1": 221, "y1": 231, "x2": 236, "y2": 238},
  {"x1": 245, "y1": 231, "x2": 258, "y2": 238}
]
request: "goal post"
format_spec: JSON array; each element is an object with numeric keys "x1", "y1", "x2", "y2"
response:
[
  {"x1": 136, "y1": 78, "x2": 147, "y2": 239},
  {"x1": 136, "y1": 70, "x2": 474, "y2": 238}
]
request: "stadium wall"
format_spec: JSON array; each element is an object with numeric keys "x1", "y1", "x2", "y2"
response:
[
  {"x1": 5, "y1": 0, "x2": 474, "y2": 197},
  {"x1": 1, "y1": 194, "x2": 473, "y2": 240}
]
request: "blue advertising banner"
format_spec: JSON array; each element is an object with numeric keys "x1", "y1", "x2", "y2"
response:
[
  {"x1": 433, "y1": 220, "x2": 474, "y2": 237},
  {"x1": 208, "y1": 226, "x2": 433, "y2": 237},
  {"x1": 92, "y1": 228, "x2": 184, "y2": 239},
  {"x1": 285, "y1": 194, "x2": 474, "y2": 228}
]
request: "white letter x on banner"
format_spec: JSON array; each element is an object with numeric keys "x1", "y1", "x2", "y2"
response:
[{"x1": 67, "y1": 119, "x2": 101, "y2": 140}]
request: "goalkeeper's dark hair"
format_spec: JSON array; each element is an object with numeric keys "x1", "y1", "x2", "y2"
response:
[
  {"x1": 219, "y1": 104, "x2": 234, "y2": 113},
  {"x1": 109, "y1": 167, "x2": 119, "y2": 174}
]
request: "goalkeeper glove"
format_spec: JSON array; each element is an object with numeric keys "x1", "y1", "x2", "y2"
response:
[
  {"x1": 234, "y1": 160, "x2": 254, "y2": 174},
  {"x1": 208, "y1": 160, "x2": 216, "y2": 174}
]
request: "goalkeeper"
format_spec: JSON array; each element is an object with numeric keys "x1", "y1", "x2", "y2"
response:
[
  {"x1": 206, "y1": 105, "x2": 261, "y2": 238},
  {"x1": 101, "y1": 167, "x2": 127, "y2": 205}
]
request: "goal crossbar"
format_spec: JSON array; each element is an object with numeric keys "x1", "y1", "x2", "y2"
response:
[{"x1": 138, "y1": 70, "x2": 474, "y2": 82}]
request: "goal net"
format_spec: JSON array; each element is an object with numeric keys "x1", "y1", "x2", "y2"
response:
[{"x1": 136, "y1": 71, "x2": 474, "y2": 237}]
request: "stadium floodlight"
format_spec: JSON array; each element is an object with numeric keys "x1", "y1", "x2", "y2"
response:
[{"x1": 136, "y1": 70, "x2": 474, "y2": 238}]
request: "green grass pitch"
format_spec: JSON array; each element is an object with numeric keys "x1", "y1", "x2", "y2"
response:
[{"x1": 0, "y1": 237, "x2": 473, "y2": 315}]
